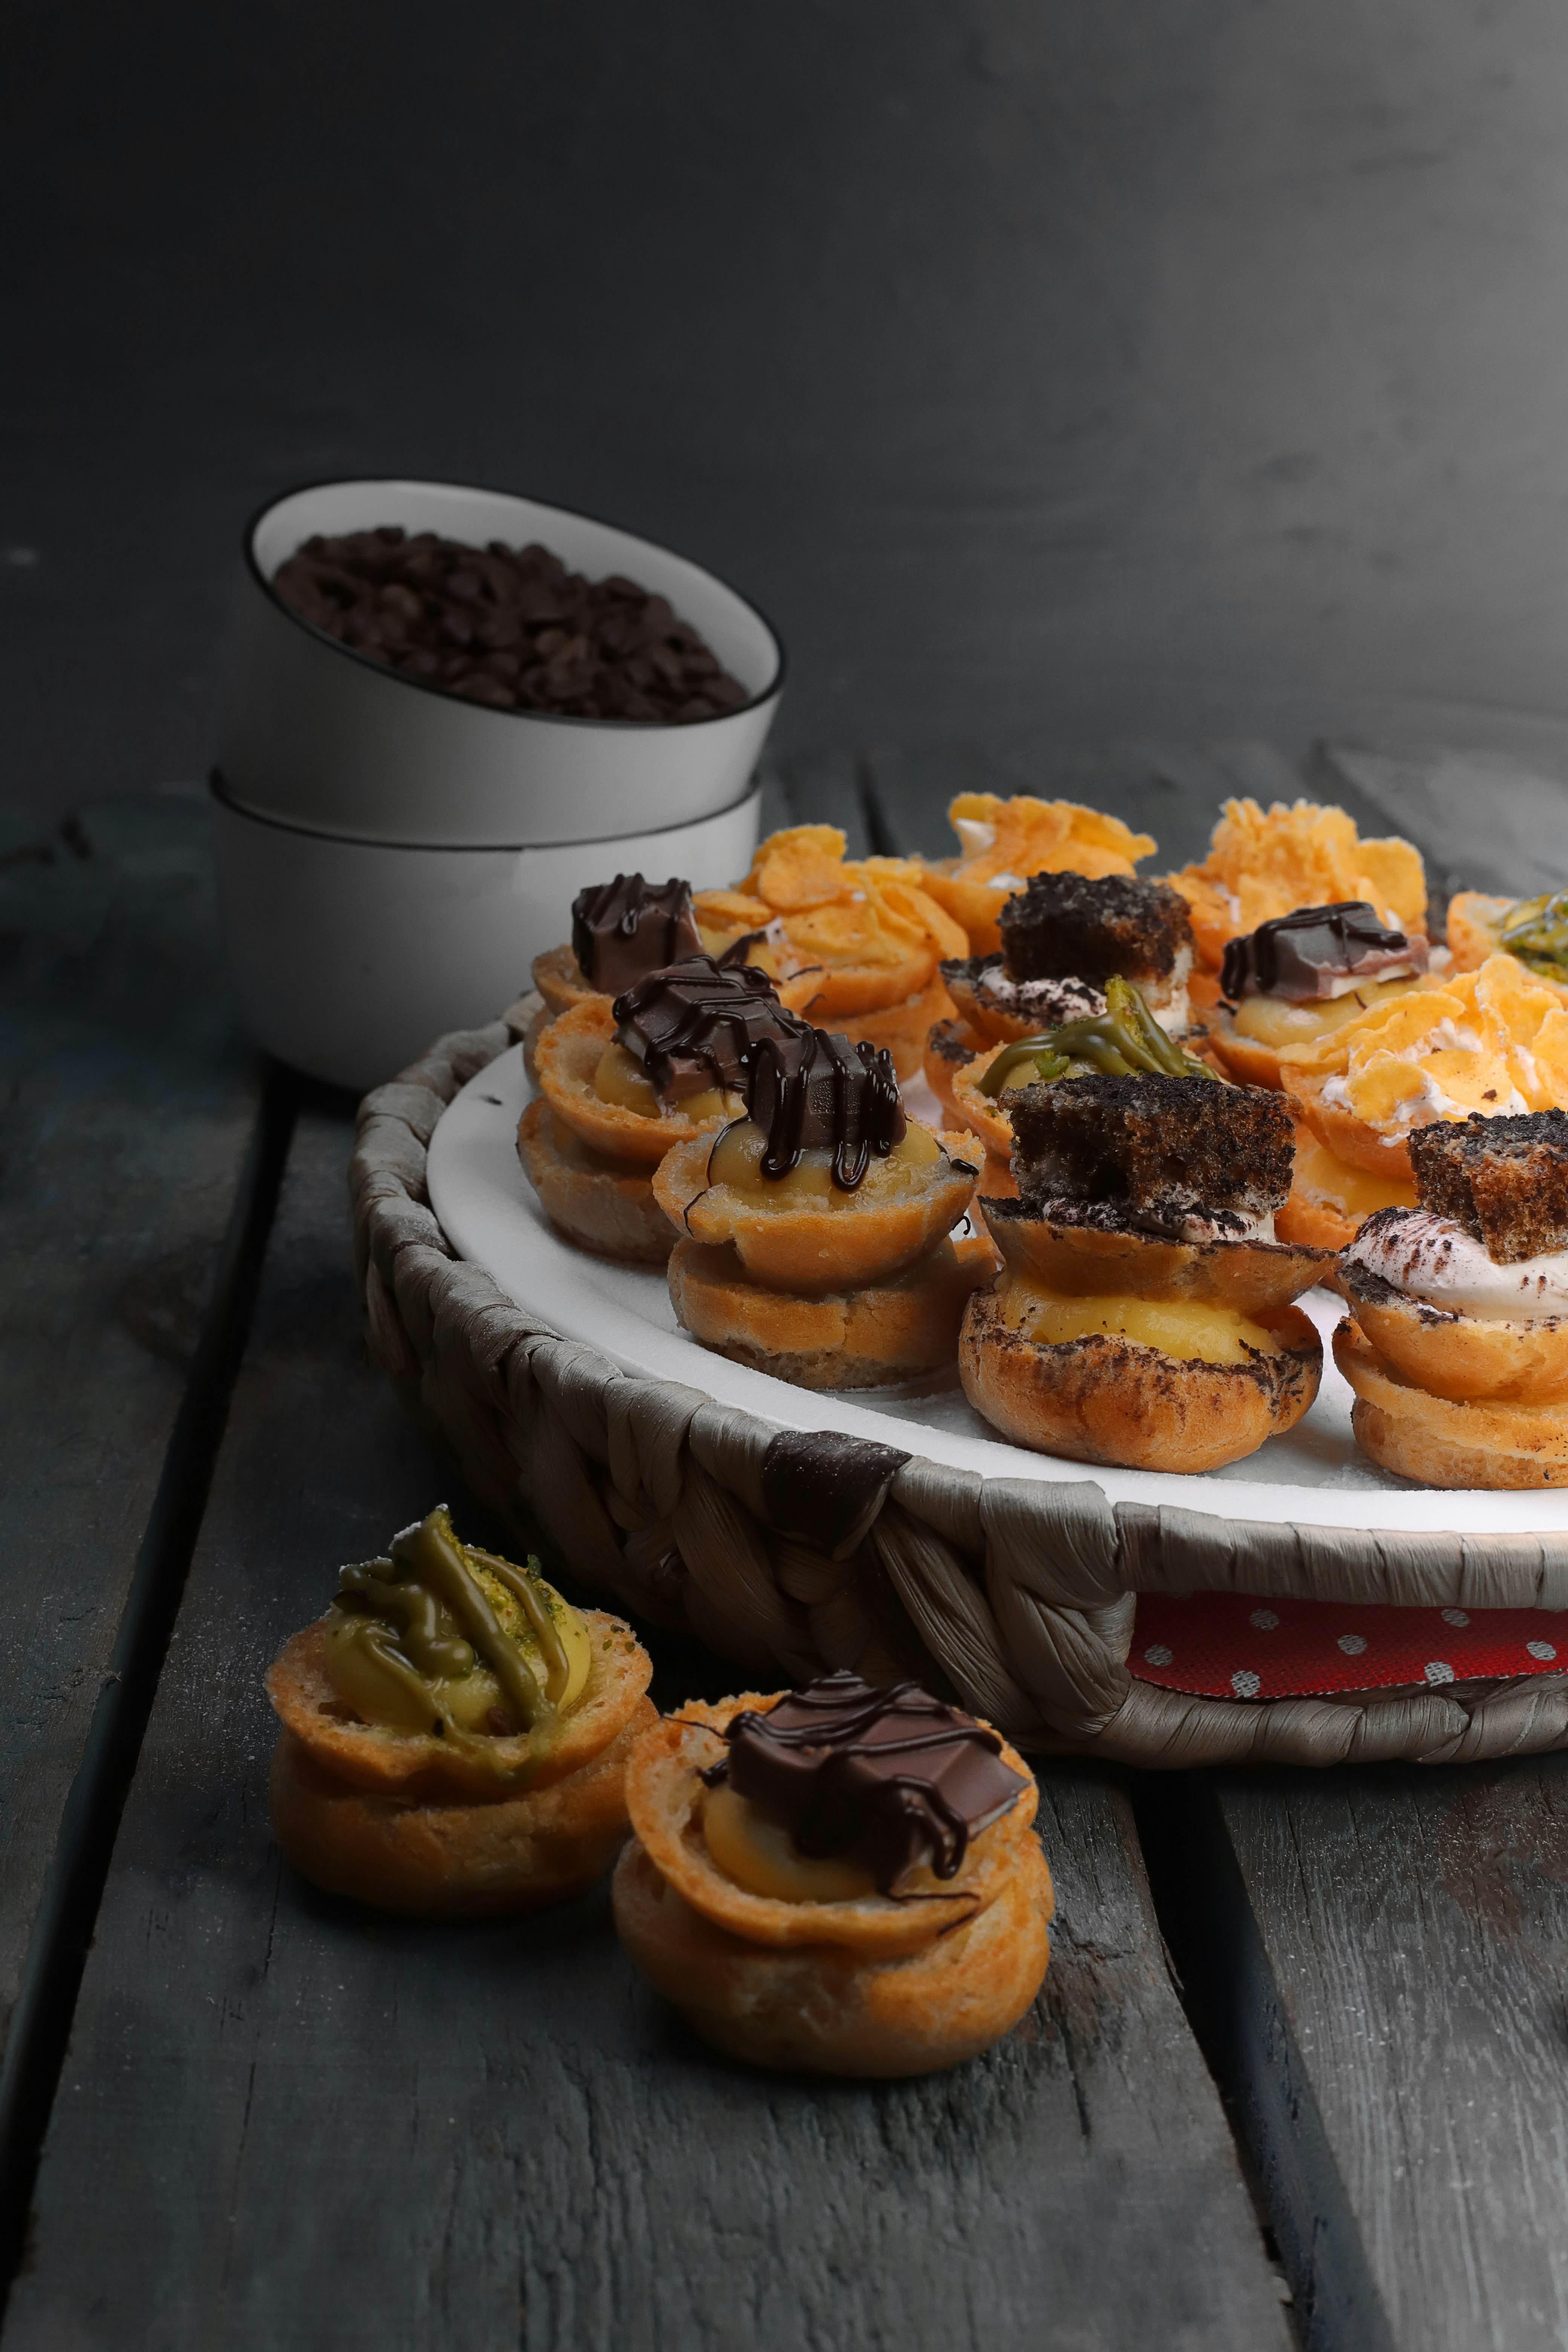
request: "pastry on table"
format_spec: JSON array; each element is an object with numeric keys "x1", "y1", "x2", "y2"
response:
[
  {"x1": 1448, "y1": 885, "x2": 1568, "y2": 1005},
  {"x1": 1335, "y1": 1110, "x2": 1568, "y2": 1486},
  {"x1": 266, "y1": 1505, "x2": 655, "y2": 1916},
  {"x1": 692, "y1": 824, "x2": 968, "y2": 1077},
  {"x1": 1205, "y1": 901, "x2": 1431, "y2": 1091},
  {"x1": 913, "y1": 791, "x2": 1156, "y2": 955},
  {"x1": 945, "y1": 868, "x2": 1196, "y2": 1046},
  {"x1": 949, "y1": 973, "x2": 1217, "y2": 1197},
  {"x1": 959, "y1": 1072, "x2": 1328, "y2": 1472},
  {"x1": 611, "y1": 1671, "x2": 1052, "y2": 2077},
  {"x1": 1162, "y1": 796, "x2": 1427, "y2": 975},
  {"x1": 654, "y1": 1024, "x2": 995, "y2": 1388},
  {"x1": 1276, "y1": 951, "x2": 1568, "y2": 1250},
  {"x1": 521, "y1": 953, "x2": 804, "y2": 1263}
]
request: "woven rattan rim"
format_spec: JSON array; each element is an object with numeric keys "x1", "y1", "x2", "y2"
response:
[{"x1": 349, "y1": 1009, "x2": 1568, "y2": 1767}]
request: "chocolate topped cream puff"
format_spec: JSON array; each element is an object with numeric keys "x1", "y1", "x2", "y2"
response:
[
  {"x1": 960, "y1": 1073, "x2": 1327, "y2": 1471},
  {"x1": 612, "y1": 1671, "x2": 1052, "y2": 2076},
  {"x1": 524, "y1": 873, "x2": 706, "y2": 1072},
  {"x1": 1206, "y1": 900, "x2": 1430, "y2": 1092},
  {"x1": 266, "y1": 1506, "x2": 655, "y2": 1916},
  {"x1": 521, "y1": 954, "x2": 806, "y2": 1263},
  {"x1": 1336, "y1": 1111, "x2": 1568, "y2": 1483},
  {"x1": 654, "y1": 1025, "x2": 995, "y2": 1388}
]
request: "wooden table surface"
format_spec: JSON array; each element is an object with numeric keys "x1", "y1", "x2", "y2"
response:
[{"x1": 2, "y1": 745, "x2": 1566, "y2": 2351}]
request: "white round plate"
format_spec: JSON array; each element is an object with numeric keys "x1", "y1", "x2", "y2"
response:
[{"x1": 427, "y1": 1044, "x2": 1568, "y2": 1536}]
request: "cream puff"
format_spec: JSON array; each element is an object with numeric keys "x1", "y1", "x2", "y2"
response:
[
  {"x1": 1163, "y1": 796, "x2": 1427, "y2": 975},
  {"x1": 521, "y1": 953, "x2": 805, "y2": 1262},
  {"x1": 612, "y1": 1671, "x2": 1052, "y2": 2077},
  {"x1": 654, "y1": 1025, "x2": 995, "y2": 1388},
  {"x1": 266, "y1": 1506, "x2": 656, "y2": 1916},
  {"x1": 959, "y1": 1073, "x2": 1328, "y2": 1472},
  {"x1": 1335, "y1": 1110, "x2": 1568, "y2": 1485},
  {"x1": 943, "y1": 870, "x2": 1196, "y2": 1048},
  {"x1": 1205, "y1": 900, "x2": 1430, "y2": 1092},
  {"x1": 525, "y1": 872, "x2": 705, "y2": 1073}
]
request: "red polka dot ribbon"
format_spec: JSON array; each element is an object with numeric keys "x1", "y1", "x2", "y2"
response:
[{"x1": 1129, "y1": 1592, "x2": 1567, "y2": 1700}]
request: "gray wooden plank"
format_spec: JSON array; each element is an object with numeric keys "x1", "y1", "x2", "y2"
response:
[
  {"x1": 1210, "y1": 1762, "x2": 1568, "y2": 2352},
  {"x1": 0, "y1": 789, "x2": 259, "y2": 2076},
  {"x1": 1313, "y1": 741, "x2": 1568, "y2": 903},
  {"x1": 8, "y1": 1106, "x2": 1294, "y2": 2352}
]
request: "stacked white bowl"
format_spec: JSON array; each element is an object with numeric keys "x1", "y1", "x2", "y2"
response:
[{"x1": 212, "y1": 477, "x2": 781, "y2": 1090}]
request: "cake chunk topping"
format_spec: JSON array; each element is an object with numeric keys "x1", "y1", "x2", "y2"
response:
[
  {"x1": 1408, "y1": 1110, "x2": 1568, "y2": 1263},
  {"x1": 998, "y1": 871, "x2": 1194, "y2": 988},
  {"x1": 1009, "y1": 1071, "x2": 1294, "y2": 1222}
]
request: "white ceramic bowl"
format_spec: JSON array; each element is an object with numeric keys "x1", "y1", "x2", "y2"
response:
[
  {"x1": 212, "y1": 775, "x2": 763, "y2": 1093},
  {"x1": 214, "y1": 477, "x2": 784, "y2": 848}
]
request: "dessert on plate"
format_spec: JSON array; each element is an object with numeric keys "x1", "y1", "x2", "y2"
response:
[
  {"x1": 1335, "y1": 1111, "x2": 1568, "y2": 1487},
  {"x1": 611, "y1": 1670, "x2": 1052, "y2": 2076},
  {"x1": 959, "y1": 1073, "x2": 1328, "y2": 1471},
  {"x1": 521, "y1": 952, "x2": 804, "y2": 1262},
  {"x1": 266, "y1": 1506, "x2": 656, "y2": 1915},
  {"x1": 692, "y1": 824, "x2": 971, "y2": 1076},
  {"x1": 525, "y1": 872, "x2": 706, "y2": 1072},
  {"x1": 1205, "y1": 900, "x2": 1431, "y2": 1092},
  {"x1": 913, "y1": 792, "x2": 1156, "y2": 955},
  {"x1": 653, "y1": 1023, "x2": 995, "y2": 1388},
  {"x1": 1448, "y1": 885, "x2": 1568, "y2": 1004},
  {"x1": 1164, "y1": 797, "x2": 1427, "y2": 975}
]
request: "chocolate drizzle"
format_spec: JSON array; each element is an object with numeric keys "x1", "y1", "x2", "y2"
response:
[
  {"x1": 612, "y1": 953, "x2": 799, "y2": 1103},
  {"x1": 1220, "y1": 900, "x2": 1427, "y2": 1002},
  {"x1": 747, "y1": 1028, "x2": 905, "y2": 1190},
  {"x1": 571, "y1": 874, "x2": 702, "y2": 994},
  {"x1": 701, "y1": 1671, "x2": 1026, "y2": 1894}
]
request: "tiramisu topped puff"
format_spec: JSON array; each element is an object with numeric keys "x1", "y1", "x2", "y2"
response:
[
  {"x1": 611, "y1": 1671, "x2": 1052, "y2": 2076},
  {"x1": 1335, "y1": 1112, "x2": 1568, "y2": 1485},
  {"x1": 1163, "y1": 797, "x2": 1427, "y2": 976},
  {"x1": 1448, "y1": 886, "x2": 1568, "y2": 1006},
  {"x1": 521, "y1": 953, "x2": 805, "y2": 1263},
  {"x1": 692, "y1": 824, "x2": 969, "y2": 1077},
  {"x1": 914, "y1": 792, "x2": 1156, "y2": 955},
  {"x1": 959, "y1": 1073, "x2": 1328, "y2": 1472},
  {"x1": 524, "y1": 873, "x2": 705, "y2": 1073},
  {"x1": 1206, "y1": 900, "x2": 1431, "y2": 1092},
  {"x1": 266, "y1": 1507, "x2": 655, "y2": 1916},
  {"x1": 942, "y1": 869, "x2": 1197, "y2": 1050},
  {"x1": 654, "y1": 1025, "x2": 995, "y2": 1389}
]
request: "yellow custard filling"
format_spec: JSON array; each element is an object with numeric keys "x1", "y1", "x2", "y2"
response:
[
  {"x1": 1291, "y1": 1132, "x2": 1417, "y2": 1217},
  {"x1": 593, "y1": 1041, "x2": 733, "y2": 1122},
  {"x1": 1231, "y1": 974, "x2": 1419, "y2": 1050},
  {"x1": 701, "y1": 1781, "x2": 879, "y2": 1902},
  {"x1": 707, "y1": 1116, "x2": 942, "y2": 1204},
  {"x1": 999, "y1": 1272, "x2": 1279, "y2": 1364}
]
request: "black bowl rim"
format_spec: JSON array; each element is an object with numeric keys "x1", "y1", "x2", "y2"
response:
[
  {"x1": 240, "y1": 473, "x2": 787, "y2": 732},
  {"x1": 209, "y1": 766, "x2": 763, "y2": 853}
]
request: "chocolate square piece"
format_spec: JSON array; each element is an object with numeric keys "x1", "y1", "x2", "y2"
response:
[
  {"x1": 1009, "y1": 1072, "x2": 1294, "y2": 1216},
  {"x1": 998, "y1": 872, "x2": 1193, "y2": 987},
  {"x1": 1409, "y1": 1111, "x2": 1568, "y2": 1262}
]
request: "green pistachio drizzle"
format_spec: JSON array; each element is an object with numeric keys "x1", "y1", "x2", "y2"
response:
[
  {"x1": 977, "y1": 975, "x2": 1219, "y2": 1097},
  {"x1": 1499, "y1": 891, "x2": 1568, "y2": 985}
]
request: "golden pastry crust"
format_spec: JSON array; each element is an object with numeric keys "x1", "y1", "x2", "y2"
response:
[
  {"x1": 981, "y1": 1203, "x2": 1329, "y2": 1313},
  {"x1": 917, "y1": 793, "x2": 1155, "y2": 957},
  {"x1": 1333, "y1": 1318, "x2": 1568, "y2": 1486},
  {"x1": 1447, "y1": 891, "x2": 1568, "y2": 1003},
  {"x1": 517, "y1": 1096, "x2": 675, "y2": 1264},
  {"x1": 535, "y1": 999, "x2": 741, "y2": 1166},
  {"x1": 613, "y1": 1834, "x2": 1051, "y2": 2077},
  {"x1": 825, "y1": 968, "x2": 956, "y2": 1080},
  {"x1": 1340, "y1": 1263, "x2": 1568, "y2": 1404},
  {"x1": 1280, "y1": 1063, "x2": 1416, "y2": 1178},
  {"x1": 621, "y1": 1701, "x2": 1042, "y2": 1959},
  {"x1": 1162, "y1": 798, "x2": 1427, "y2": 972},
  {"x1": 667, "y1": 1233, "x2": 998, "y2": 1389},
  {"x1": 959, "y1": 1288, "x2": 1321, "y2": 1472},
  {"x1": 652, "y1": 1123, "x2": 980, "y2": 1291},
  {"x1": 269, "y1": 1700, "x2": 658, "y2": 1917},
  {"x1": 1203, "y1": 1004, "x2": 1288, "y2": 1090},
  {"x1": 265, "y1": 1609, "x2": 653, "y2": 1801},
  {"x1": 923, "y1": 1017, "x2": 986, "y2": 1121},
  {"x1": 949, "y1": 1041, "x2": 1019, "y2": 1164},
  {"x1": 1275, "y1": 1191, "x2": 1360, "y2": 1250},
  {"x1": 533, "y1": 942, "x2": 599, "y2": 1019},
  {"x1": 1275, "y1": 1124, "x2": 1417, "y2": 1249}
]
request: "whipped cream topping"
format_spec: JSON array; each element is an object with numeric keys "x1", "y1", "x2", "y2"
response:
[
  {"x1": 954, "y1": 817, "x2": 995, "y2": 859},
  {"x1": 1345, "y1": 1209, "x2": 1568, "y2": 1321},
  {"x1": 1033, "y1": 1196, "x2": 1275, "y2": 1246},
  {"x1": 975, "y1": 971, "x2": 1107, "y2": 1024}
]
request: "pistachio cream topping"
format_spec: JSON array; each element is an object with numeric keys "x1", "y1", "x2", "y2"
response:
[
  {"x1": 571, "y1": 874, "x2": 702, "y2": 994},
  {"x1": 700, "y1": 1671, "x2": 1026, "y2": 1895},
  {"x1": 1499, "y1": 889, "x2": 1568, "y2": 986},
  {"x1": 321, "y1": 1506, "x2": 590, "y2": 1752},
  {"x1": 612, "y1": 954, "x2": 801, "y2": 1107},
  {"x1": 978, "y1": 975, "x2": 1215, "y2": 1098},
  {"x1": 746, "y1": 1027, "x2": 905, "y2": 1189},
  {"x1": 1344, "y1": 1208, "x2": 1568, "y2": 1321},
  {"x1": 1220, "y1": 900, "x2": 1429, "y2": 1003}
]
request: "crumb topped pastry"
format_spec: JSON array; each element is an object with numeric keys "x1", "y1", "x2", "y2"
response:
[
  {"x1": 1207, "y1": 900, "x2": 1430, "y2": 1092},
  {"x1": 914, "y1": 792, "x2": 1156, "y2": 955},
  {"x1": 960, "y1": 1073, "x2": 1326, "y2": 1471},
  {"x1": 1163, "y1": 797, "x2": 1427, "y2": 973},
  {"x1": 654, "y1": 1024, "x2": 993, "y2": 1386},
  {"x1": 266, "y1": 1507, "x2": 655, "y2": 1915},
  {"x1": 1335, "y1": 1114, "x2": 1568, "y2": 1481},
  {"x1": 611, "y1": 1671, "x2": 1052, "y2": 2076}
]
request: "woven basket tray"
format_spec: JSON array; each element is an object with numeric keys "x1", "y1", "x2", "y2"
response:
[{"x1": 350, "y1": 1012, "x2": 1568, "y2": 1768}]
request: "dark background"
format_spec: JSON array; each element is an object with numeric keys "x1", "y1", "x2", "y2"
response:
[{"x1": 8, "y1": 0, "x2": 1568, "y2": 822}]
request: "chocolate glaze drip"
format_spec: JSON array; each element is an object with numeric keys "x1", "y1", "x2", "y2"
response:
[
  {"x1": 612, "y1": 953, "x2": 799, "y2": 1103},
  {"x1": 571, "y1": 874, "x2": 701, "y2": 994},
  {"x1": 701, "y1": 1671, "x2": 1026, "y2": 1894},
  {"x1": 1220, "y1": 900, "x2": 1427, "y2": 1003},
  {"x1": 747, "y1": 1027, "x2": 905, "y2": 1190}
]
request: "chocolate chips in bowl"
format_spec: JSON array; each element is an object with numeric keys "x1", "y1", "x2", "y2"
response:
[{"x1": 271, "y1": 528, "x2": 753, "y2": 724}]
